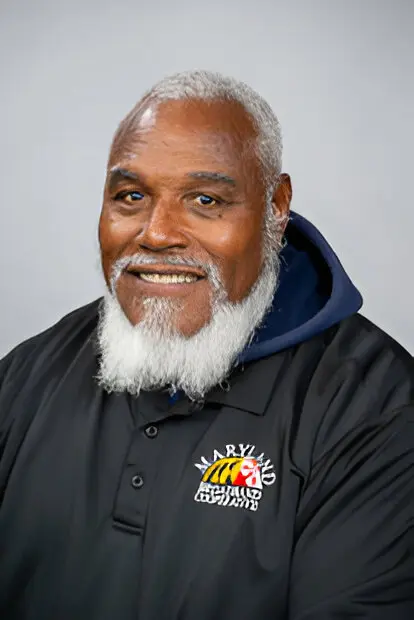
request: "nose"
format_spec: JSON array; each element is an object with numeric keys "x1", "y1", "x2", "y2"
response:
[{"x1": 137, "y1": 199, "x2": 188, "y2": 252}]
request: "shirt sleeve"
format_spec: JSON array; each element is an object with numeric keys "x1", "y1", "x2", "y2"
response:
[{"x1": 289, "y1": 405, "x2": 414, "y2": 620}]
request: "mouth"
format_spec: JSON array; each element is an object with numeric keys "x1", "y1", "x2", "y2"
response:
[
  {"x1": 138, "y1": 273, "x2": 199, "y2": 284},
  {"x1": 123, "y1": 265, "x2": 206, "y2": 290}
]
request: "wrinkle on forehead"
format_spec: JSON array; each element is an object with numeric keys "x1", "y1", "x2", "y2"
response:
[
  {"x1": 111, "y1": 141, "x2": 259, "y2": 193},
  {"x1": 113, "y1": 129, "x2": 256, "y2": 170},
  {"x1": 109, "y1": 98, "x2": 261, "y2": 179}
]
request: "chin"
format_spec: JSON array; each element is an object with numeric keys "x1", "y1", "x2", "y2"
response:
[{"x1": 119, "y1": 294, "x2": 213, "y2": 338}]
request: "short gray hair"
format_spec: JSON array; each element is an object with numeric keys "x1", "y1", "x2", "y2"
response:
[{"x1": 113, "y1": 70, "x2": 283, "y2": 191}]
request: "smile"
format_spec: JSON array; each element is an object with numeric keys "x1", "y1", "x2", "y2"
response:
[
  {"x1": 139, "y1": 273, "x2": 199, "y2": 284},
  {"x1": 124, "y1": 264, "x2": 206, "y2": 288}
]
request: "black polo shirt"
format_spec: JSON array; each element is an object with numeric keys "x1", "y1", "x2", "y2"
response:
[{"x1": 0, "y1": 301, "x2": 414, "y2": 619}]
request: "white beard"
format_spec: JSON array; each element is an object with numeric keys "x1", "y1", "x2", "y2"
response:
[{"x1": 96, "y1": 253, "x2": 279, "y2": 401}]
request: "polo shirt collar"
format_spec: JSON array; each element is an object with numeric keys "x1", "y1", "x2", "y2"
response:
[{"x1": 168, "y1": 353, "x2": 283, "y2": 417}]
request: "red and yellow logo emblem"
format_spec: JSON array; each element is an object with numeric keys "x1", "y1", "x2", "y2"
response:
[
  {"x1": 201, "y1": 456, "x2": 263, "y2": 490},
  {"x1": 194, "y1": 444, "x2": 275, "y2": 512}
]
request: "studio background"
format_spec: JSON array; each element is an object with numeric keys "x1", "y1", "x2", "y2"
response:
[{"x1": 1, "y1": 0, "x2": 413, "y2": 357}]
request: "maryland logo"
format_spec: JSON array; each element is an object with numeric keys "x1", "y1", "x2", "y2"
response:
[{"x1": 194, "y1": 444, "x2": 276, "y2": 512}]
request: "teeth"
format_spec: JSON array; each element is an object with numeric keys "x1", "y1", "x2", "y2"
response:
[{"x1": 139, "y1": 273, "x2": 198, "y2": 284}]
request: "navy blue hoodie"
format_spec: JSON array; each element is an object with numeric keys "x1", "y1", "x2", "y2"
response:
[{"x1": 241, "y1": 210, "x2": 362, "y2": 362}]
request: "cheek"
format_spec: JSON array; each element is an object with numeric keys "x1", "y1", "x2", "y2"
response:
[
  {"x1": 99, "y1": 210, "x2": 140, "y2": 269},
  {"x1": 200, "y1": 216, "x2": 261, "y2": 259},
  {"x1": 199, "y1": 215, "x2": 264, "y2": 298}
]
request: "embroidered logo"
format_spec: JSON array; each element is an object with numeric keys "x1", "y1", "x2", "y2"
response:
[{"x1": 194, "y1": 444, "x2": 276, "y2": 512}]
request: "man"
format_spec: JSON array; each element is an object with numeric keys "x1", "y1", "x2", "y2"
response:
[{"x1": 0, "y1": 70, "x2": 413, "y2": 619}]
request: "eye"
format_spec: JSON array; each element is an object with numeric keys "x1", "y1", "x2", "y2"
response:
[
  {"x1": 115, "y1": 190, "x2": 145, "y2": 204},
  {"x1": 194, "y1": 194, "x2": 218, "y2": 208}
]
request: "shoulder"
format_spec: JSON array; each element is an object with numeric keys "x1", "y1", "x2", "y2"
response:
[
  {"x1": 0, "y1": 298, "x2": 102, "y2": 471},
  {"x1": 324, "y1": 313, "x2": 413, "y2": 404},
  {"x1": 288, "y1": 313, "x2": 414, "y2": 472},
  {"x1": 310, "y1": 312, "x2": 413, "y2": 395},
  {"x1": 336, "y1": 313, "x2": 412, "y2": 369},
  {"x1": 0, "y1": 298, "x2": 102, "y2": 392}
]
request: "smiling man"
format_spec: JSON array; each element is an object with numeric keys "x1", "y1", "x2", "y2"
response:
[
  {"x1": 98, "y1": 90, "x2": 286, "y2": 399},
  {"x1": 1, "y1": 71, "x2": 414, "y2": 619}
]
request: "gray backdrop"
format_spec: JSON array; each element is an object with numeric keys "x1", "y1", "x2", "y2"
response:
[{"x1": 1, "y1": 0, "x2": 413, "y2": 357}]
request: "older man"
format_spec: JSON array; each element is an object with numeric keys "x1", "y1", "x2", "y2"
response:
[{"x1": 0, "y1": 71, "x2": 413, "y2": 619}]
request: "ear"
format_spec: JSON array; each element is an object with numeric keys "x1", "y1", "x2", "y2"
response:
[{"x1": 272, "y1": 173, "x2": 292, "y2": 232}]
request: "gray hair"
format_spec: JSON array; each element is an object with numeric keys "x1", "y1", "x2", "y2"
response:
[
  {"x1": 112, "y1": 70, "x2": 286, "y2": 255},
  {"x1": 113, "y1": 70, "x2": 283, "y2": 189}
]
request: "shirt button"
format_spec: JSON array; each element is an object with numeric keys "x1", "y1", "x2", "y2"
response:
[
  {"x1": 131, "y1": 474, "x2": 144, "y2": 489},
  {"x1": 144, "y1": 424, "x2": 158, "y2": 439}
]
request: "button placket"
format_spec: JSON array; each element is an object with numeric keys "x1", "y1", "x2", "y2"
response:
[{"x1": 112, "y1": 423, "x2": 163, "y2": 532}]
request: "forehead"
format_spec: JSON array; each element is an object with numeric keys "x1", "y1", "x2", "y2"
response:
[{"x1": 109, "y1": 99, "x2": 261, "y2": 180}]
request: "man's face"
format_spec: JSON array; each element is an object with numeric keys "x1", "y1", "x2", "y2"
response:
[{"x1": 99, "y1": 99, "x2": 271, "y2": 337}]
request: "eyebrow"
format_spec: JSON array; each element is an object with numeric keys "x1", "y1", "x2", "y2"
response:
[
  {"x1": 107, "y1": 167, "x2": 238, "y2": 193},
  {"x1": 107, "y1": 167, "x2": 140, "y2": 193},
  {"x1": 187, "y1": 171, "x2": 237, "y2": 186}
]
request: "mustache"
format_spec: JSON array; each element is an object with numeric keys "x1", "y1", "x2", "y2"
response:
[{"x1": 110, "y1": 253, "x2": 223, "y2": 293}]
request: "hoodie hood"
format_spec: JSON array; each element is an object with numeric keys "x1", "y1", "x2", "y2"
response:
[{"x1": 239, "y1": 211, "x2": 362, "y2": 363}]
